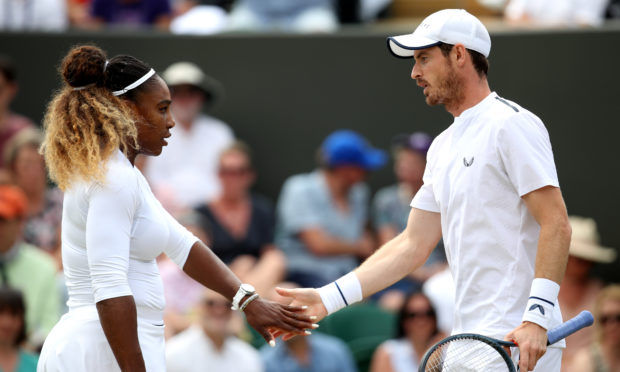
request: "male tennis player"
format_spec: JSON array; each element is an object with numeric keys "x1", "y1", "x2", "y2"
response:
[{"x1": 278, "y1": 9, "x2": 571, "y2": 372}]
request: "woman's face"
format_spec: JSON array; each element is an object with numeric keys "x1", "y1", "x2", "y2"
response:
[
  {"x1": 599, "y1": 298, "x2": 620, "y2": 344},
  {"x1": 11, "y1": 145, "x2": 47, "y2": 193},
  {"x1": 133, "y1": 76, "x2": 174, "y2": 157},
  {"x1": 0, "y1": 309, "x2": 22, "y2": 347},
  {"x1": 218, "y1": 150, "x2": 254, "y2": 198},
  {"x1": 403, "y1": 294, "x2": 436, "y2": 341}
]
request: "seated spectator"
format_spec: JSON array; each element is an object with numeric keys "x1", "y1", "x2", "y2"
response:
[
  {"x1": 90, "y1": 0, "x2": 173, "y2": 30},
  {"x1": 195, "y1": 142, "x2": 286, "y2": 296},
  {"x1": 421, "y1": 267, "x2": 454, "y2": 335},
  {"x1": 227, "y1": 0, "x2": 338, "y2": 33},
  {"x1": 166, "y1": 288, "x2": 264, "y2": 372},
  {"x1": 260, "y1": 283, "x2": 357, "y2": 372},
  {"x1": 276, "y1": 130, "x2": 386, "y2": 288},
  {"x1": 0, "y1": 0, "x2": 67, "y2": 30},
  {"x1": 170, "y1": 0, "x2": 228, "y2": 34},
  {"x1": 144, "y1": 62, "x2": 233, "y2": 213},
  {"x1": 4, "y1": 128, "x2": 63, "y2": 254},
  {"x1": 570, "y1": 284, "x2": 620, "y2": 372},
  {"x1": 159, "y1": 211, "x2": 212, "y2": 338},
  {"x1": 504, "y1": 0, "x2": 608, "y2": 27},
  {"x1": 0, "y1": 185, "x2": 61, "y2": 348},
  {"x1": 370, "y1": 291, "x2": 444, "y2": 372},
  {"x1": 0, "y1": 57, "x2": 35, "y2": 173},
  {"x1": 371, "y1": 132, "x2": 446, "y2": 310},
  {"x1": 0, "y1": 287, "x2": 38, "y2": 371},
  {"x1": 559, "y1": 216, "x2": 616, "y2": 371}
]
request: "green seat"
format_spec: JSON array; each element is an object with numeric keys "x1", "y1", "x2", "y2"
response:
[{"x1": 316, "y1": 302, "x2": 397, "y2": 372}]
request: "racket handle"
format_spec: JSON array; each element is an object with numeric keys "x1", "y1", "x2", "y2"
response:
[{"x1": 547, "y1": 310, "x2": 594, "y2": 345}]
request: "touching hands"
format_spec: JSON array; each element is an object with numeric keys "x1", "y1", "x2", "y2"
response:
[{"x1": 243, "y1": 297, "x2": 316, "y2": 346}]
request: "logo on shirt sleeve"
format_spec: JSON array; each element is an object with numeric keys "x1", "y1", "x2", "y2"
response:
[{"x1": 463, "y1": 157, "x2": 474, "y2": 167}]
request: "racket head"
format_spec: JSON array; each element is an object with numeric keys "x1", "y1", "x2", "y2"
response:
[{"x1": 418, "y1": 333, "x2": 516, "y2": 372}]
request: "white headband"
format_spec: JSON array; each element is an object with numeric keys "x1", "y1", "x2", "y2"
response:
[{"x1": 112, "y1": 69, "x2": 156, "y2": 96}]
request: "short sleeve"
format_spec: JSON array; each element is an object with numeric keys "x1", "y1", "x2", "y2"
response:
[
  {"x1": 163, "y1": 211, "x2": 199, "y2": 269},
  {"x1": 411, "y1": 163, "x2": 440, "y2": 212},
  {"x1": 277, "y1": 178, "x2": 322, "y2": 233},
  {"x1": 86, "y1": 177, "x2": 136, "y2": 303},
  {"x1": 497, "y1": 113, "x2": 559, "y2": 197}
]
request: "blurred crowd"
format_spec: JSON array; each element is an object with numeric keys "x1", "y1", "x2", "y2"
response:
[
  {"x1": 0, "y1": 52, "x2": 618, "y2": 372},
  {"x1": 1, "y1": 0, "x2": 620, "y2": 33}
]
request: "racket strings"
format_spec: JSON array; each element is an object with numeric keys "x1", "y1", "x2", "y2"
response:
[{"x1": 423, "y1": 339, "x2": 512, "y2": 372}]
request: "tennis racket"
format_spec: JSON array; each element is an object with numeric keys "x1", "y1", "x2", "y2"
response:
[{"x1": 418, "y1": 310, "x2": 594, "y2": 372}]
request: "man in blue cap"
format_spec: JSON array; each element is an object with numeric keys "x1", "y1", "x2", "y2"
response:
[{"x1": 275, "y1": 130, "x2": 386, "y2": 288}]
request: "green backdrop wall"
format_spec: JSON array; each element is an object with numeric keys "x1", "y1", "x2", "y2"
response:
[{"x1": 1, "y1": 27, "x2": 618, "y2": 281}]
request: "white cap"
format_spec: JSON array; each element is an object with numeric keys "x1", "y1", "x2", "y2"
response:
[{"x1": 387, "y1": 9, "x2": 491, "y2": 58}]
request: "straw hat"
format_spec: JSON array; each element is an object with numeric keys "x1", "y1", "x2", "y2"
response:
[{"x1": 569, "y1": 216, "x2": 616, "y2": 263}]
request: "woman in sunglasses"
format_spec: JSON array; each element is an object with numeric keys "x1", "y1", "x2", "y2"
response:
[
  {"x1": 370, "y1": 291, "x2": 445, "y2": 372},
  {"x1": 571, "y1": 284, "x2": 620, "y2": 372}
]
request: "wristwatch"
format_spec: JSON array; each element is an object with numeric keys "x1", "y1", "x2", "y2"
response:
[{"x1": 231, "y1": 283, "x2": 256, "y2": 310}]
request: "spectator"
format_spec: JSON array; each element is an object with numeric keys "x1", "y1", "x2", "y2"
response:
[
  {"x1": 0, "y1": 0, "x2": 67, "y2": 31},
  {"x1": 0, "y1": 287, "x2": 38, "y2": 372},
  {"x1": 275, "y1": 130, "x2": 386, "y2": 288},
  {"x1": 144, "y1": 61, "x2": 233, "y2": 213},
  {"x1": 260, "y1": 283, "x2": 357, "y2": 372},
  {"x1": 166, "y1": 288, "x2": 264, "y2": 372},
  {"x1": 570, "y1": 284, "x2": 620, "y2": 372},
  {"x1": 0, "y1": 185, "x2": 61, "y2": 348},
  {"x1": 170, "y1": 0, "x2": 228, "y2": 34},
  {"x1": 421, "y1": 267, "x2": 455, "y2": 335},
  {"x1": 195, "y1": 142, "x2": 286, "y2": 296},
  {"x1": 90, "y1": 0, "x2": 173, "y2": 30},
  {"x1": 559, "y1": 216, "x2": 616, "y2": 371},
  {"x1": 227, "y1": 0, "x2": 338, "y2": 33},
  {"x1": 504, "y1": 0, "x2": 609, "y2": 27},
  {"x1": 370, "y1": 292, "x2": 444, "y2": 372},
  {"x1": 0, "y1": 57, "x2": 35, "y2": 171},
  {"x1": 4, "y1": 128, "x2": 63, "y2": 254},
  {"x1": 159, "y1": 211, "x2": 212, "y2": 338}
]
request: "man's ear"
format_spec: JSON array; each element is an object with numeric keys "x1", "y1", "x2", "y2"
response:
[{"x1": 452, "y1": 44, "x2": 469, "y2": 67}]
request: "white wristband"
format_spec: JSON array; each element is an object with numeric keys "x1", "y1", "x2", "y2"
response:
[
  {"x1": 317, "y1": 272, "x2": 363, "y2": 315},
  {"x1": 522, "y1": 278, "x2": 560, "y2": 330}
]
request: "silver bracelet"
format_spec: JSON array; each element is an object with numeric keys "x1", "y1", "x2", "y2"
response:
[{"x1": 239, "y1": 293, "x2": 259, "y2": 312}]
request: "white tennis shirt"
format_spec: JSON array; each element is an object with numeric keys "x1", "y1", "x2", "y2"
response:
[
  {"x1": 412, "y1": 92, "x2": 564, "y2": 340},
  {"x1": 62, "y1": 150, "x2": 198, "y2": 322}
]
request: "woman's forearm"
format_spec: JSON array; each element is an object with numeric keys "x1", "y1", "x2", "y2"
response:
[
  {"x1": 96, "y1": 296, "x2": 146, "y2": 372},
  {"x1": 183, "y1": 241, "x2": 242, "y2": 300}
]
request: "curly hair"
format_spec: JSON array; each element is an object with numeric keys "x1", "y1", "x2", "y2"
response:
[{"x1": 40, "y1": 45, "x2": 157, "y2": 190}]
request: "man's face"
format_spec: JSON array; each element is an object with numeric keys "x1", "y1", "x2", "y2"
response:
[
  {"x1": 200, "y1": 290, "x2": 232, "y2": 335},
  {"x1": 411, "y1": 46, "x2": 462, "y2": 108},
  {"x1": 169, "y1": 84, "x2": 205, "y2": 125},
  {"x1": 395, "y1": 149, "x2": 426, "y2": 185}
]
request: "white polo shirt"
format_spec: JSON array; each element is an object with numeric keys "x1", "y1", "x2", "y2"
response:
[{"x1": 412, "y1": 92, "x2": 564, "y2": 342}]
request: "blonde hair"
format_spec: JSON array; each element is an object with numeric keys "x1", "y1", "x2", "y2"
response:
[
  {"x1": 40, "y1": 45, "x2": 151, "y2": 190},
  {"x1": 593, "y1": 284, "x2": 620, "y2": 343}
]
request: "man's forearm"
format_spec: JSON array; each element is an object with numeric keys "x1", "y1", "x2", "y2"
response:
[{"x1": 535, "y1": 217, "x2": 571, "y2": 284}]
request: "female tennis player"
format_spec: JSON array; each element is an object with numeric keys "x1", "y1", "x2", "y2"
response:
[{"x1": 37, "y1": 45, "x2": 314, "y2": 372}]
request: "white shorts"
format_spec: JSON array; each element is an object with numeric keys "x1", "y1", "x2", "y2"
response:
[{"x1": 37, "y1": 306, "x2": 165, "y2": 372}]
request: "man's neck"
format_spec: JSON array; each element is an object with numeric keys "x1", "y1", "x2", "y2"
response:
[
  {"x1": 447, "y1": 77, "x2": 491, "y2": 117},
  {"x1": 204, "y1": 328, "x2": 226, "y2": 351}
]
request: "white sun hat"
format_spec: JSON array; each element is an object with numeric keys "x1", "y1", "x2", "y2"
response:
[
  {"x1": 387, "y1": 9, "x2": 491, "y2": 59},
  {"x1": 568, "y1": 216, "x2": 616, "y2": 263}
]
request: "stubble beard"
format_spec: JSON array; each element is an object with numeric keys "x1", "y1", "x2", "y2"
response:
[{"x1": 425, "y1": 66, "x2": 465, "y2": 110}]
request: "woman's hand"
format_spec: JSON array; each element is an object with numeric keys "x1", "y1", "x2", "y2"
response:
[{"x1": 243, "y1": 297, "x2": 316, "y2": 346}]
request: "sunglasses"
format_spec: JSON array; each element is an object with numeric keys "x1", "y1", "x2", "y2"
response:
[
  {"x1": 600, "y1": 313, "x2": 620, "y2": 325},
  {"x1": 219, "y1": 167, "x2": 250, "y2": 176},
  {"x1": 405, "y1": 310, "x2": 435, "y2": 319},
  {"x1": 204, "y1": 300, "x2": 232, "y2": 309}
]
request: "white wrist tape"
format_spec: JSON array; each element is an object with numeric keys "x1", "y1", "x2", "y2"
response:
[
  {"x1": 522, "y1": 278, "x2": 560, "y2": 330},
  {"x1": 317, "y1": 272, "x2": 363, "y2": 315}
]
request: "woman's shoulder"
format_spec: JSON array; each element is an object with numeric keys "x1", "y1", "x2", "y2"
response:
[
  {"x1": 17, "y1": 349, "x2": 39, "y2": 370},
  {"x1": 251, "y1": 194, "x2": 274, "y2": 213}
]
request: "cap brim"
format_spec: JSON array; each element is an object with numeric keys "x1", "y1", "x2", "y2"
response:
[
  {"x1": 387, "y1": 34, "x2": 442, "y2": 59},
  {"x1": 362, "y1": 149, "x2": 387, "y2": 171},
  {"x1": 570, "y1": 241, "x2": 617, "y2": 263}
]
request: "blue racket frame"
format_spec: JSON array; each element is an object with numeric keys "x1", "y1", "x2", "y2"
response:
[{"x1": 418, "y1": 310, "x2": 594, "y2": 372}]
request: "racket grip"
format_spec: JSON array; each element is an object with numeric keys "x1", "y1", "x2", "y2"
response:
[{"x1": 547, "y1": 310, "x2": 594, "y2": 345}]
